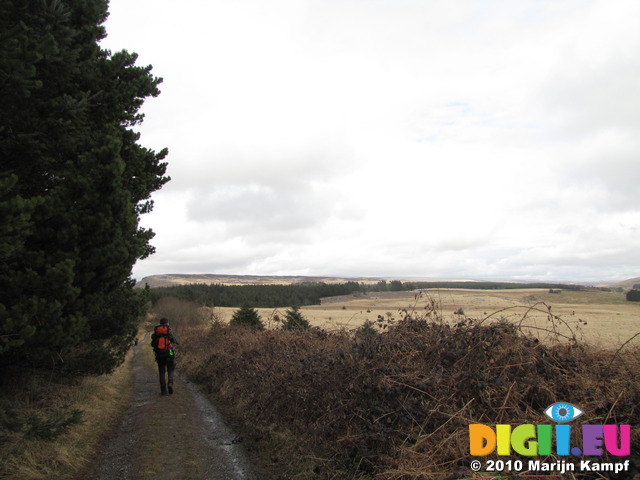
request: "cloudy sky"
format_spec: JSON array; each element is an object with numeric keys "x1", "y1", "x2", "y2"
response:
[{"x1": 102, "y1": 0, "x2": 640, "y2": 283}]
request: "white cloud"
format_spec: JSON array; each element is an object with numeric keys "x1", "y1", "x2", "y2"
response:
[{"x1": 103, "y1": 0, "x2": 640, "y2": 282}]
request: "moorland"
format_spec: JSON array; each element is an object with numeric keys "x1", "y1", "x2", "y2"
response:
[{"x1": 149, "y1": 277, "x2": 639, "y2": 479}]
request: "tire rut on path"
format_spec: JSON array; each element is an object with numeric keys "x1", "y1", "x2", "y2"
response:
[{"x1": 88, "y1": 337, "x2": 256, "y2": 480}]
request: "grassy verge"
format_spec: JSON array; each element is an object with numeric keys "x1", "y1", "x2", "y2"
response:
[
  {"x1": 169, "y1": 298, "x2": 640, "y2": 480},
  {"x1": 0, "y1": 346, "x2": 136, "y2": 480}
]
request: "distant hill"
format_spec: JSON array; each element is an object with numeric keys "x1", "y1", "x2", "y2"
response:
[
  {"x1": 136, "y1": 273, "x2": 387, "y2": 288},
  {"x1": 607, "y1": 277, "x2": 640, "y2": 290},
  {"x1": 137, "y1": 273, "x2": 639, "y2": 290}
]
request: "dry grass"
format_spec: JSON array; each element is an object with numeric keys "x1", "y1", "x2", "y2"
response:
[
  {"x1": 0, "y1": 340, "x2": 137, "y2": 480},
  {"x1": 174, "y1": 294, "x2": 640, "y2": 480},
  {"x1": 206, "y1": 288, "x2": 640, "y2": 348}
]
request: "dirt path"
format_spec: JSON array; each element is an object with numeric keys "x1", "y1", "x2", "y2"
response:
[{"x1": 87, "y1": 336, "x2": 256, "y2": 480}]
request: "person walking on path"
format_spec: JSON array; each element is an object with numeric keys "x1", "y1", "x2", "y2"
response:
[{"x1": 150, "y1": 317, "x2": 180, "y2": 396}]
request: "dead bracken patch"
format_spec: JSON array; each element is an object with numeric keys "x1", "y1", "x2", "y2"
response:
[{"x1": 178, "y1": 307, "x2": 640, "y2": 480}]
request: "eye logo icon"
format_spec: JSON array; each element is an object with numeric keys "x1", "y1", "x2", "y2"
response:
[{"x1": 544, "y1": 402, "x2": 584, "y2": 423}]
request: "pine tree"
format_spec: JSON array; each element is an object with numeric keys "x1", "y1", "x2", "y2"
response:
[
  {"x1": 230, "y1": 306, "x2": 265, "y2": 330},
  {"x1": 282, "y1": 306, "x2": 311, "y2": 331},
  {"x1": 0, "y1": 0, "x2": 169, "y2": 374}
]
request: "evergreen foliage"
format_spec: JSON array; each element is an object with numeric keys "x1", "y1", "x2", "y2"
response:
[
  {"x1": 147, "y1": 280, "x2": 586, "y2": 309},
  {"x1": 0, "y1": 0, "x2": 169, "y2": 374},
  {"x1": 148, "y1": 282, "x2": 364, "y2": 308},
  {"x1": 230, "y1": 306, "x2": 264, "y2": 330},
  {"x1": 356, "y1": 320, "x2": 379, "y2": 336},
  {"x1": 282, "y1": 306, "x2": 310, "y2": 331},
  {"x1": 626, "y1": 290, "x2": 640, "y2": 302}
]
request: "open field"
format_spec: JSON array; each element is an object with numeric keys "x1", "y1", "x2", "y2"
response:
[{"x1": 211, "y1": 288, "x2": 640, "y2": 348}]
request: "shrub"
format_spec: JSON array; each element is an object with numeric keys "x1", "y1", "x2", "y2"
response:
[
  {"x1": 0, "y1": 404, "x2": 83, "y2": 444},
  {"x1": 179, "y1": 318, "x2": 640, "y2": 479},
  {"x1": 356, "y1": 320, "x2": 378, "y2": 336},
  {"x1": 626, "y1": 289, "x2": 640, "y2": 302},
  {"x1": 282, "y1": 306, "x2": 311, "y2": 331},
  {"x1": 230, "y1": 306, "x2": 264, "y2": 330}
]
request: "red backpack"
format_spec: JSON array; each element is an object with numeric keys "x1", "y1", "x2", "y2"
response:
[{"x1": 153, "y1": 324, "x2": 173, "y2": 357}]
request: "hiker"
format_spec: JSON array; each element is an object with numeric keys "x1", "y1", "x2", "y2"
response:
[{"x1": 150, "y1": 317, "x2": 180, "y2": 396}]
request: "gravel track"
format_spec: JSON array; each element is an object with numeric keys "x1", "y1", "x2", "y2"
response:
[{"x1": 87, "y1": 337, "x2": 256, "y2": 480}]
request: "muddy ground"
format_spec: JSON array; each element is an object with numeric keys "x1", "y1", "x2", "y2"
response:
[{"x1": 85, "y1": 336, "x2": 257, "y2": 480}]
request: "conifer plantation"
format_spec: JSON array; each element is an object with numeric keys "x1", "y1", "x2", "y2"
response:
[{"x1": 0, "y1": 0, "x2": 169, "y2": 376}]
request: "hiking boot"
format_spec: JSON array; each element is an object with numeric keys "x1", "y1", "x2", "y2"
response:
[{"x1": 168, "y1": 385, "x2": 173, "y2": 394}]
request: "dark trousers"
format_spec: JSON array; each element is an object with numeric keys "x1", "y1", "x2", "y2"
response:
[{"x1": 156, "y1": 355, "x2": 176, "y2": 394}]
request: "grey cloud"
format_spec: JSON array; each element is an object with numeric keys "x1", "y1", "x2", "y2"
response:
[
  {"x1": 119, "y1": 0, "x2": 640, "y2": 282},
  {"x1": 140, "y1": 252, "x2": 270, "y2": 277},
  {"x1": 541, "y1": 52, "x2": 640, "y2": 137},
  {"x1": 535, "y1": 30, "x2": 640, "y2": 215},
  {"x1": 185, "y1": 181, "x2": 339, "y2": 242},
  {"x1": 168, "y1": 139, "x2": 355, "y2": 192},
  {"x1": 486, "y1": 226, "x2": 640, "y2": 281},
  {"x1": 552, "y1": 146, "x2": 640, "y2": 213}
]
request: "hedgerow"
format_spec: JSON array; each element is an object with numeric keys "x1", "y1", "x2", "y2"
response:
[{"x1": 177, "y1": 303, "x2": 640, "y2": 479}]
